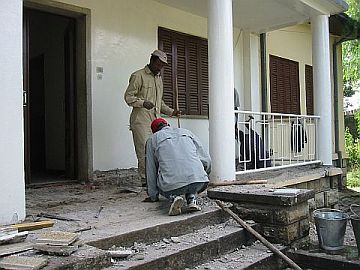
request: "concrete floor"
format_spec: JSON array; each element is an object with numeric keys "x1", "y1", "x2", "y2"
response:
[{"x1": 25, "y1": 183, "x2": 218, "y2": 245}]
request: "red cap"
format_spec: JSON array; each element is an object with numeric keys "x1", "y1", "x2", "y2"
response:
[{"x1": 151, "y1": 118, "x2": 168, "y2": 133}]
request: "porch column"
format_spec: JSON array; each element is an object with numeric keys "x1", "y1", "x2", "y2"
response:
[
  {"x1": 0, "y1": 0, "x2": 25, "y2": 224},
  {"x1": 311, "y1": 15, "x2": 333, "y2": 165},
  {"x1": 208, "y1": 0, "x2": 235, "y2": 181}
]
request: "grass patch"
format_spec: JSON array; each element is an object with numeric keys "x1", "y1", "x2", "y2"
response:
[{"x1": 347, "y1": 169, "x2": 360, "y2": 188}]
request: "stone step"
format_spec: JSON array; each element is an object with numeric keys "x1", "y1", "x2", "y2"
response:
[
  {"x1": 30, "y1": 208, "x2": 230, "y2": 270},
  {"x1": 88, "y1": 208, "x2": 229, "y2": 250},
  {"x1": 191, "y1": 241, "x2": 286, "y2": 270},
  {"x1": 102, "y1": 220, "x2": 256, "y2": 270}
]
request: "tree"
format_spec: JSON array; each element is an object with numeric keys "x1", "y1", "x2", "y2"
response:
[{"x1": 342, "y1": 0, "x2": 360, "y2": 97}]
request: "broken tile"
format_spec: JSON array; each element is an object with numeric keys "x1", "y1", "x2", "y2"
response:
[
  {"x1": 107, "y1": 249, "x2": 133, "y2": 258},
  {"x1": 33, "y1": 240, "x2": 83, "y2": 256},
  {"x1": 0, "y1": 256, "x2": 48, "y2": 270},
  {"x1": 0, "y1": 231, "x2": 28, "y2": 245},
  {"x1": 0, "y1": 227, "x2": 18, "y2": 236},
  {"x1": 0, "y1": 242, "x2": 33, "y2": 257},
  {"x1": 170, "y1": 237, "x2": 181, "y2": 243},
  {"x1": 36, "y1": 231, "x2": 79, "y2": 246}
]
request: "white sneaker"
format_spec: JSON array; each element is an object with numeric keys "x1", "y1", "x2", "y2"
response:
[
  {"x1": 188, "y1": 201, "x2": 201, "y2": 212},
  {"x1": 169, "y1": 196, "x2": 184, "y2": 216}
]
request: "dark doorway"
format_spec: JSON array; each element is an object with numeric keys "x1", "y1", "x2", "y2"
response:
[{"x1": 24, "y1": 9, "x2": 77, "y2": 184}]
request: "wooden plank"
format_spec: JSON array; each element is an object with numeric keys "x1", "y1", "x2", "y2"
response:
[{"x1": 11, "y1": 220, "x2": 55, "y2": 232}]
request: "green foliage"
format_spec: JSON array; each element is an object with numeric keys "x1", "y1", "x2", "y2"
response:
[
  {"x1": 345, "y1": 111, "x2": 360, "y2": 167},
  {"x1": 346, "y1": 0, "x2": 360, "y2": 21},
  {"x1": 355, "y1": 110, "x2": 360, "y2": 131},
  {"x1": 345, "y1": 127, "x2": 360, "y2": 168},
  {"x1": 342, "y1": 0, "x2": 360, "y2": 93},
  {"x1": 347, "y1": 170, "x2": 360, "y2": 187},
  {"x1": 344, "y1": 80, "x2": 356, "y2": 97}
]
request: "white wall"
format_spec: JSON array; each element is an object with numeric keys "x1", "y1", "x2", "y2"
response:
[
  {"x1": 267, "y1": 24, "x2": 313, "y2": 114},
  {"x1": 0, "y1": 0, "x2": 25, "y2": 224},
  {"x1": 56, "y1": 0, "x2": 244, "y2": 171},
  {"x1": 268, "y1": 24, "x2": 338, "y2": 154}
]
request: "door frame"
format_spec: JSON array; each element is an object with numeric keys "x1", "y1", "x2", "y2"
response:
[{"x1": 23, "y1": 0, "x2": 92, "y2": 183}]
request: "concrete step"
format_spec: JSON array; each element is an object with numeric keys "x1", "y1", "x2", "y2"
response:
[
  {"x1": 102, "y1": 220, "x2": 256, "y2": 270},
  {"x1": 191, "y1": 241, "x2": 286, "y2": 270},
  {"x1": 88, "y1": 208, "x2": 229, "y2": 250},
  {"x1": 34, "y1": 207, "x2": 231, "y2": 270}
]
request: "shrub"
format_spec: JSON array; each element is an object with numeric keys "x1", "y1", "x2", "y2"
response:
[{"x1": 345, "y1": 127, "x2": 360, "y2": 169}]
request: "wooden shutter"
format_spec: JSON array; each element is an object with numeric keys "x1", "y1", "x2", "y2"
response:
[
  {"x1": 158, "y1": 27, "x2": 208, "y2": 116},
  {"x1": 158, "y1": 29, "x2": 174, "y2": 108},
  {"x1": 270, "y1": 55, "x2": 300, "y2": 114},
  {"x1": 305, "y1": 65, "x2": 314, "y2": 115}
]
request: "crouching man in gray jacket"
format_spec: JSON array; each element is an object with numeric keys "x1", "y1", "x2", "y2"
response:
[{"x1": 144, "y1": 118, "x2": 211, "y2": 216}]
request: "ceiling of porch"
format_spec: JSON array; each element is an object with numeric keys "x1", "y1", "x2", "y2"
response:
[{"x1": 154, "y1": 0, "x2": 348, "y2": 33}]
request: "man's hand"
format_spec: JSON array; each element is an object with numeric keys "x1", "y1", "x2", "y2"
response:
[
  {"x1": 172, "y1": 110, "x2": 181, "y2": 117},
  {"x1": 142, "y1": 196, "x2": 159, "y2": 203},
  {"x1": 143, "y1": 100, "x2": 155, "y2": 110}
]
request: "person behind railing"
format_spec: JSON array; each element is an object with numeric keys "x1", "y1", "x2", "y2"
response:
[
  {"x1": 239, "y1": 116, "x2": 272, "y2": 170},
  {"x1": 234, "y1": 88, "x2": 241, "y2": 169},
  {"x1": 291, "y1": 119, "x2": 307, "y2": 153},
  {"x1": 143, "y1": 118, "x2": 211, "y2": 216}
]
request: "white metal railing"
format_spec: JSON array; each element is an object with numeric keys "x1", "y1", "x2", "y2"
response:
[{"x1": 235, "y1": 110, "x2": 321, "y2": 174}]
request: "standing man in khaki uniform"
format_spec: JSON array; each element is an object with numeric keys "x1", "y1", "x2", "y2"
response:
[{"x1": 124, "y1": 50, "x2": 180, "y2": 186}]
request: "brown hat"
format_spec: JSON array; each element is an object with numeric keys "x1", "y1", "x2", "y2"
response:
[{"x1": 151, "y1": 49, "x2": 168, "y2": 64}]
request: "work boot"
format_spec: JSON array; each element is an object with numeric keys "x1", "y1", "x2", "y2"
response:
[
  {"x1": 168, "y1": 196, "x2": 184, "y2": 216},
  {"x1": 187, "y1": 195, "x2": 201, "y2": 212}
]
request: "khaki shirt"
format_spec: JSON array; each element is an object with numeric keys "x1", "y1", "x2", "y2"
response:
[{"x1": 124, "y1": 65, "x2": 174, "y2": 128}]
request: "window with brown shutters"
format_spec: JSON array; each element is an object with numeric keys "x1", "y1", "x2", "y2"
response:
[
  {"x1": 270, "y1": 55, "x2": 300, "y2": 114},
  {"x1": 305, "y1": 65, "x2": 314, "y2": 115},
  {"x1": 158, "y1": 27, "x2": 208, "y2": 116}
]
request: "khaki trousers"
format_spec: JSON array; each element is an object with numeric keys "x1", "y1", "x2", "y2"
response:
[{"x1": 131, "y1": 123, "x2": 153, "y2": 184}]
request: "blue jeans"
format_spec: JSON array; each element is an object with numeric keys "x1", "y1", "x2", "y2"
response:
[{"x1": 159, "y1": 182, "x2": 208, "y2": 203}]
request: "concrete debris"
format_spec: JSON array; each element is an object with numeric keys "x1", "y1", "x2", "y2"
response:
[
  {"x1": 133, "y1": 254, "x2": 145, "y2": 260},
  {"x1": 0, "y1": 227, "x2": 18, "y2": 236},
  {"x1": 0, "y1": 242, "x2": 33, "y2": 257},
  {"x1": 107, "y1": 249, "x2": 133, "y2": 258},
  {"x1": 0, "y1": 231, "x2": 28, "y2": 245},
  {"x1": 0, "y1": 255, "x2": 48, "y2": 270},
  {"x1": 170, "y1": 236, "x2": 181, "y2": 243},
  {"x1": 33, "y1": 240, "x2": 83, "y2": 256},
  {"x1": 162, "y1": 238, "x2": 170, "y2": 244},
  {"x1": 36, "y1": 231, "x2": 79, "y2": 246}
]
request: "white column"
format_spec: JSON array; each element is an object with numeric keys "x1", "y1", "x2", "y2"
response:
[
  {"x1": 243, "y1": 31, "x2": 261, "y2": 113},
  {"x1": 0, "y1": 0, "x2": 25, "y2": 224},
  {"x1": 208, "y1": 0, "x2": 235, "y2": 181},
  {"x1": 311, "y1": 15, "x2": 333, "y2": 165}
]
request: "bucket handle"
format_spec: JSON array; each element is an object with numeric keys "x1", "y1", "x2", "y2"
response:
[{"x1": 350, "y1": 204, "x2": 360, "y2": 217}]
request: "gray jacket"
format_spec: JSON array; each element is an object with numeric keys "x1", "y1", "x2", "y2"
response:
[{"x1": 146, "y1": 126, "x2": 211, "y2": 200}]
